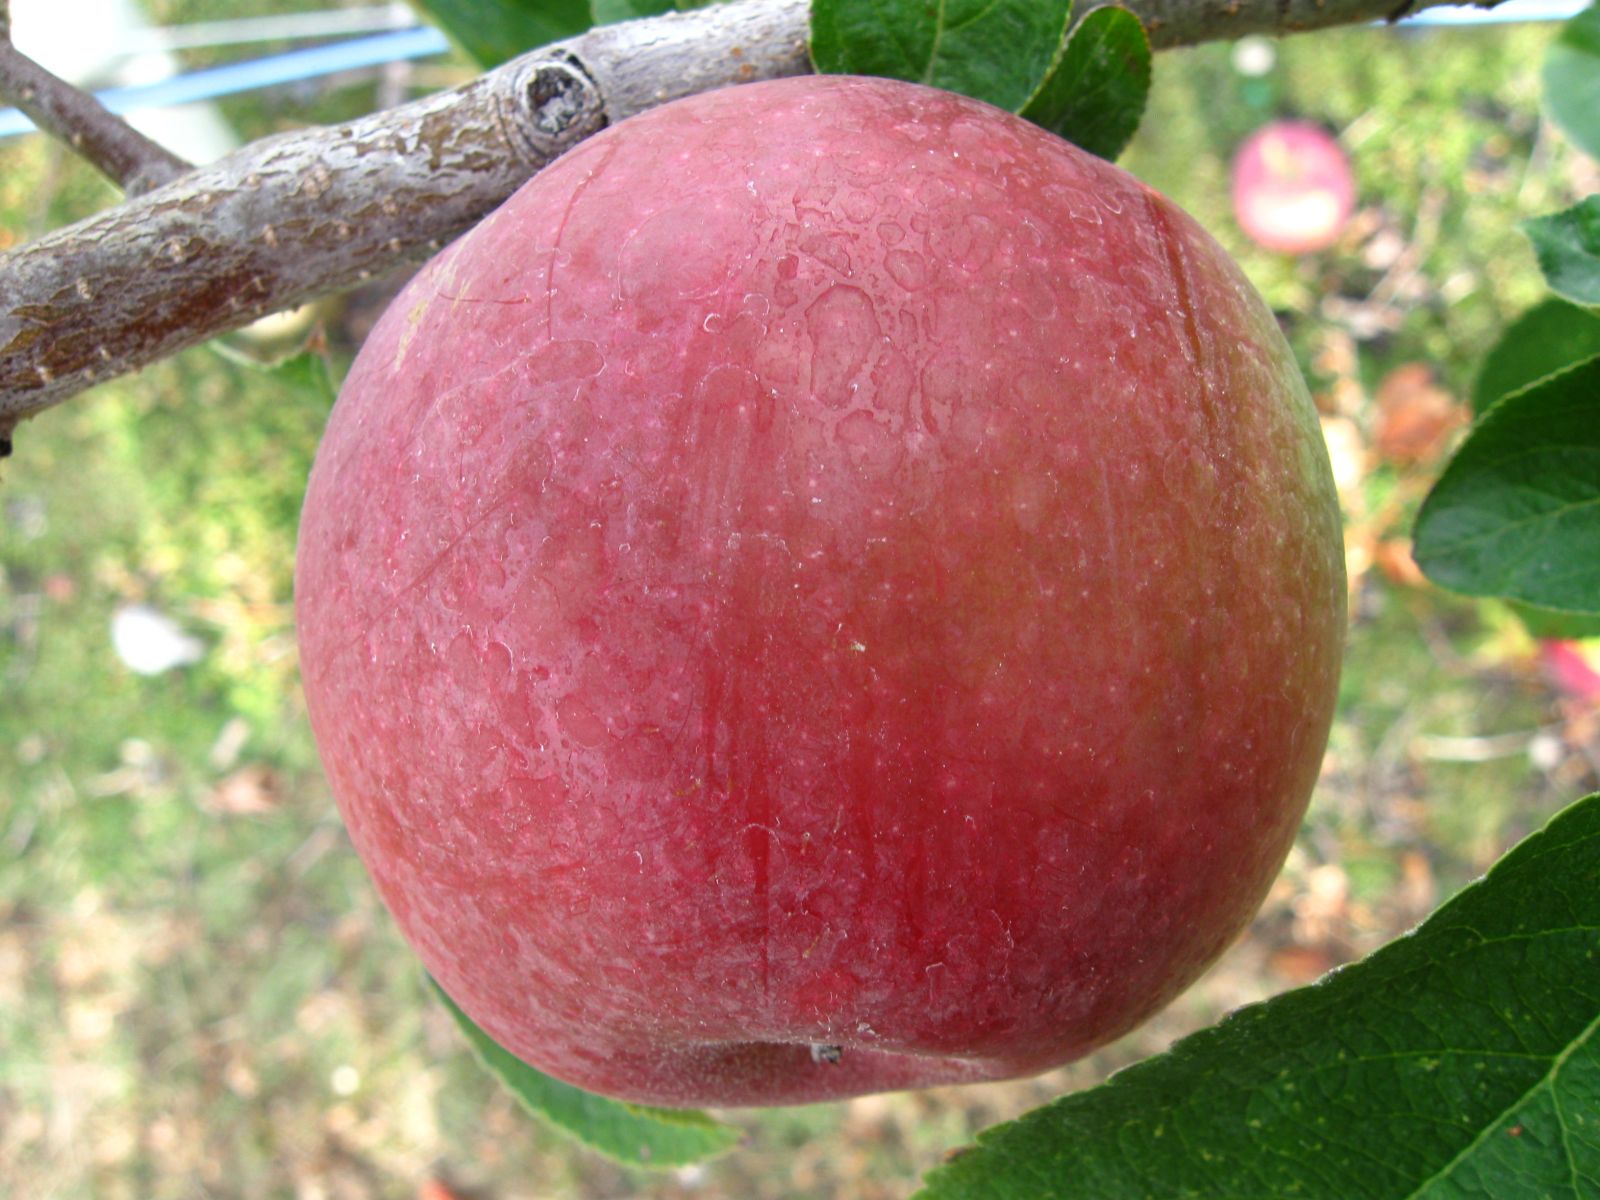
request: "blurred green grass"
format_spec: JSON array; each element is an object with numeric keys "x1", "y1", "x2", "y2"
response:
[{"x1": 2, "y1": 9, "x2": 1596, "y2": 1199}]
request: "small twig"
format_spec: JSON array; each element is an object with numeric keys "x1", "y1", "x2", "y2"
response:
[{"x1": 0, "y1": 34, "x2": 189, "y2": 195}]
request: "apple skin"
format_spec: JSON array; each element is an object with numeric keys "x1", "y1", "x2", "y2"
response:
[
  {"x1": 1232, "y1": 120, "x2": 1356, "y2": 255},
  {"x1": 296, "y1": 75, "x2": 1346, "y2": 1108}
]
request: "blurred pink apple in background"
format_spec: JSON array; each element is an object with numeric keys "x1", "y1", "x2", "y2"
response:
[
  {"x1": 1541, "y1": 640, "x2": 1600, "y2": 706},
  {"x1": 1232, "y1": 120, "x2": 1356, "y2": 254}
]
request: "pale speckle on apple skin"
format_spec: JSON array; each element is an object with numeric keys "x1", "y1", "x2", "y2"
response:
[{"x1": 296, "y1": 75, "x2": 1345, "y2": 1109}]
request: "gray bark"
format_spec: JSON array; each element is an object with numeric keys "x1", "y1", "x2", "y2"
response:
[{"x1": 0, "y1": 0, "x2": 1496, "y2": 435}]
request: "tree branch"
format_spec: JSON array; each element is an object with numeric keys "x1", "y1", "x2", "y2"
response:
[
  {"x1": 0, "y1": 31, "x2": 189, "y2": 195},
  {"x1": 1127, "y1": 0, "x2": 1493, "y2": 51},
  {"x1": 0, "y1": 0, "x2": 1500, "y2": 439}
]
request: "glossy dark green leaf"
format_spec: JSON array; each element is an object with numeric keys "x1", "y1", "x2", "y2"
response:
[
  {"x1": 1473, "y1": 297, "x2": 1600, "y2": 413},
  {"x1": 407, "y1": 0, "x2": 591, "y2": 67},
  {"x1": 431, "y1": 979, "x2": 740, "y2": 1167},
  {"x1": 1413, "y1": 355, "x2": 1600, "y2": 616},
  {"x1": 918, "y1": 792, "x2": 1600, "y2": 1199},
  {"x1": 1523, "y1": 197, "x2": 1600, "y2": 308},
  {"x1": 810, "y1": 0, "x2": 1071, "y2": 115},
  {"x1": 1019, "y1": 5, "x2": 1150, "y2": 160},
  {"x1": 1545, "y1": 2, "x2": 1600, "y2": 161}
]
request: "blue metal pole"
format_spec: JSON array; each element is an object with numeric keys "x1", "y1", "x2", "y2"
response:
[{"x1": 0, "y1": 27, "x2": 452, "y2": 140}]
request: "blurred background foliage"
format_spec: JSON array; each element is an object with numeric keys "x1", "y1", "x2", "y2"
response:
[{"x1": 1, "y1": 3, "x2": 1597, "y2": 1197}]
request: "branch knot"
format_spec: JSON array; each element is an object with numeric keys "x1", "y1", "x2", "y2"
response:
[{"x1": 504, "y1": 53, "x2": 606, "y2": 163}]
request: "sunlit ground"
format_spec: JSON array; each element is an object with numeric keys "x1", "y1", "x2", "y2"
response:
[{"x1": 2, "y1": 9, "x2": 1597, "y2": 1198}]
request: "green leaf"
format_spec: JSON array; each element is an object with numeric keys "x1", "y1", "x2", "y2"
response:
[
  {"x1": 1019, "y1": 6, "x2": 1151, "y2": 160},
  {"x1": 810, "y1": 0, "x2": 1072, "y2": 115},
  {"x1": 919, "y1": 793, "x2": 1600, "y2": 1200},
  {"x1": 268, "y1": 351, "x2": 340, "y2": 407},
  {"x1": 1412, "y1": 355, "x2": 1600, "y2": 616},
  {"x1": 1545, "y1": 2, "x2": 1600, "y2": 161},
  {"x1": 1473, "y1": 298, "x2": 1600, "y2": 414},
  {"x1": 591, "y1": 0, "x2": 672, "y2": 22},
  {"x1": 1508, "y1": 600, "x2": 1600, "y2": 640},
  {"x1": 430, "y1": 978, "x2": 741, "y2": 1168},
  {"x1": 208, "y1": 334, "x2": 341, "y2": 405},
  {"x1": 1523, "y1": 197, "x2": 1600, "y2": 308},
  {"x1": 407, "y1": 0, "x2": 591, "y2": 67}
]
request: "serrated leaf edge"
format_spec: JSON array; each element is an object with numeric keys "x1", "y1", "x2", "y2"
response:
[{"x1": 1413, "y1": 349, "x2": 1600, "y2": 614}]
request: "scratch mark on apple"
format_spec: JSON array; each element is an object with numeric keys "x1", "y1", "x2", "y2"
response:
[
  {"x1": 388, "y1": 487, "x2": 522, "y2": 609},
  {"x1": 390, "y1": 356, "x2": 512, "y2": 468},
  {"x1": 1097, "y1": 460, "x2": 1121, "y2": 598},
  {"x1": 434, "y1": 291, "x2": 535, "y2": 307},
  {"x1": 545, "y1": 139, "x2": 619, "y2": 343},
  {"x1": 1143, "y1": 188, "x2": 1222, "y2": 443}
]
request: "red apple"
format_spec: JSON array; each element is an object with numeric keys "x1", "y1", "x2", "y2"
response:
[
  {"x1": 1232, "y1": 120, "x2": 1355, "y2": 255},
  {"x1": 296, "y1": 76, "x2": 1346, "y2": 1107}
]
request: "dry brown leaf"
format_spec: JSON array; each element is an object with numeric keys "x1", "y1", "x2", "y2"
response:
[
  {"x1": 1266, "y1": 943, "x2": 1339, "y2": 985},
  {"x1": 1374, "y1": 538, "x2": 1428, "y2": 588},
  {"x1": 1373, "y1": 363, "x2": 1467, "y2": 466},
  {"x1": 1313, "y1": 327, "x2": 1359, "y2": 380},
  {"x1": 1397, "y1": 850, "x2": 1437, "y2": 918},
  {"x1": 1291, "y1": 863, "x2": 1351, "y2": 944},
  {"x1": 204, "y1": 765, "x2": 280, "y2": 815}
]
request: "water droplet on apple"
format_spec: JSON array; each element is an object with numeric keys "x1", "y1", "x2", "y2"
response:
[
  {"x1": 836, "y1": 409, "x2": 903, "y2": 475},
  {"x1": 953, "y1": 214, "x2": 1000, "y2": 272},
  {"x1": 557, "y1": 693, "x2": 608, "y2": 747},
  {"x1": 841, "y1": 189, "x2": 876, "y2": 223},
  {"x1": 485, "y1": 640, "x2": 512, "y2": 677},
  {"x1": 806, "y1": 285, "x2": 880, "y2": 408},
  {"x1": 521, "y1": 339, "x2": 603, "y2": 388},
  {"x1": 885, "y1": 249, "x2": 929, "y2": 291},
  {"x1": 620, "y1": 195, "x2": 754, "y2": 318}
]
